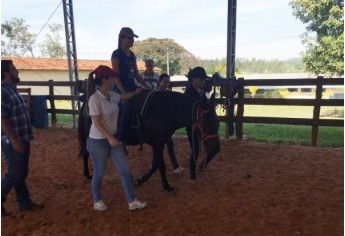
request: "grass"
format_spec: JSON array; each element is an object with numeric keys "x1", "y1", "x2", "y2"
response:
[
  {"x1": 240, "y1": 123, "x2": 343, "y2": 147},
  {"x1": 49, "y1": 103, "x2": 344, "y2": 147},
  {"x1": 175, "y1": 123, "x2": 343, "y2": 147}
]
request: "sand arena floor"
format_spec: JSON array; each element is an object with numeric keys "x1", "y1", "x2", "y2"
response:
[{"x1": 1, "y1": 128, "x2": 343, "y2": 236}]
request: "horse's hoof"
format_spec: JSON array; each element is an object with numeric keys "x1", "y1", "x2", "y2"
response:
[
  {"x1": 165, "y1": 189, "x2": 177, "y2": 196},
  {"x1": 133, "y1": 179, "x2": 143, "y2": 187}
]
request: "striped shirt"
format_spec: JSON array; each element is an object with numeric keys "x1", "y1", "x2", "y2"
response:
[{"x1": 1, "y1": 82, "x2": 33, "y2": 142}]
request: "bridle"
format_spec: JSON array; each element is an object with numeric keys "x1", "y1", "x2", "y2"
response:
[{"x1": 192, "y1": 102, "x2": 219, "y2": 142}]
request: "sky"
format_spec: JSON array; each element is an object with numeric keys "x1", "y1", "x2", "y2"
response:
[{"x1": 1, "y1": 0, "x2": 308, "y2": 60}]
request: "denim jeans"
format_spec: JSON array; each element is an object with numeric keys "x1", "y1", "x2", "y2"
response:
[
  {"x1": 87, "y1": 138, "x2": 135, "y2": 203},
  {"x1": 1, "y1": 138, "x2": 31, "y2": 208}
]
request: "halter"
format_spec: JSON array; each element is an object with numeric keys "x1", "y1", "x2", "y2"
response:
[{"x1": 192, "y1": 102, "x2": 219, "y2": 142}]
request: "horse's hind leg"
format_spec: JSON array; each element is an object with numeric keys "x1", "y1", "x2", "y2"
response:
[{"x1": 83, "y1": 153, "x2": 92, "y2": 181}]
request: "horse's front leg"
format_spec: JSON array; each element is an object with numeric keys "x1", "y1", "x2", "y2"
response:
[
  {"x1": 136, "y1": 161, "x2": 158, "y2": 186},
  {"x1": 136, "y1": 142, "x2": 175, "y2": 194}
]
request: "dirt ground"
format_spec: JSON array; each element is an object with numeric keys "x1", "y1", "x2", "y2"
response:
[{"x1": 1, "y1": 128, "x2": 343, "y2": 236}]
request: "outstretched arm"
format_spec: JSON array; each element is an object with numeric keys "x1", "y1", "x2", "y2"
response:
[{"x1": 119, "y1": 88, "x2": 141, "y2": 101}]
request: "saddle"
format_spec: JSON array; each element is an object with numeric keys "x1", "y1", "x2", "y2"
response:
[
  {"x1": 212, "y1": 72, "x2": 238, "y2": 98},
  {"x1": 128, "y1": 90, "x2": 157, "y2": 128},
  {"x1": 124, "y1": 90, "x2": 158, "y2": 145},
  {"x1": 212, "y1": 72, "x2": 238, "y2": 136}
]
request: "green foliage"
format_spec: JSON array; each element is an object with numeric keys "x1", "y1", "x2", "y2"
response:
[
  {"x1": 200, "y1": 58, "x2": 227, "y2": 76},
  {"x1": 248, "y1": 86, "x2": 258, "y2": 98},
  {"x1": 132, "y1": 38, "x2": 200, "y2": 75},
  {"x1": 1, "y1": 18, "x2": 36, "y2": 57},
  {"x1": 263, "y1": 89, "x2": 283, "y2": 98},
  {"x1": 39, "y1": 23, "x2": 66, "y2": 58},
  {"x1": 132, "y1": 38, "x2": 305, "y2": 77},
  {"x1": 278, "y1": 89, "x2": 290, "y2": 98},
  {"x1": 1, "y1": 18, "x2": 65, "y2": 58},
  {"x1": 235, "y1": 57, "x2": 306, "y2": 74},
  {"x1": 290, "y1": 0, "x2": 344, "y2": 76}
]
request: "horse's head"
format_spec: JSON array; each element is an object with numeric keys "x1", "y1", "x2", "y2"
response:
[{"x1": 193, "y1": 93, "x2": 220, "y2": 157}]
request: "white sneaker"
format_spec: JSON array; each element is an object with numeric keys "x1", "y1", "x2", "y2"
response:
[
  {"x1": 173, "y1": 166, "x2": 184, "y2": 174},
  {"x1": 93, "y1": 200, "x2": 108, "y2": 211},
  {"x1": 128, "y1": 198, "x2": 147, "y2": 211}
]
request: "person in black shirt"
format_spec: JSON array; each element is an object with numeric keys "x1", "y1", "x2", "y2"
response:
[{"x1": 184, "y1": 67, "x2": 211, "y2": 181}]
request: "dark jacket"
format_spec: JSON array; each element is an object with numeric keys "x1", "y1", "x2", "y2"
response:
[{"x1": 184, "y1": 85, "x2": 208, "y2": 104}]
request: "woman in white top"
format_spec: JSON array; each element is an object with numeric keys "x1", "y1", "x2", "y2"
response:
[{"x1": 86, "y1": 65, "x2": 147, "y2": 211}]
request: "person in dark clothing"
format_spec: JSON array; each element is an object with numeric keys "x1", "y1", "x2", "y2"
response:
[
  {"x1": 184, "y1": 67, "x2": 212, "y2": 181},
  {"x1": 155, "y1": 73, "x2": 184, "y2": 173},
  {"x1": 110, "y1": 27, "x2": 148, "y2": 154},
  {"x1": 1, "y1": 60, "x2": 44, "y2": 217}
]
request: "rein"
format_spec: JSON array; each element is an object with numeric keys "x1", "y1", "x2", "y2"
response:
[{"x1": 192, "y1": 102, "x2": 219, "y2": 142}]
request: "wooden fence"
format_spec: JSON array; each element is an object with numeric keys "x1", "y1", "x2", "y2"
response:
[{"x1": 18, "y1": 77, "x2": 344, "y2": 146}]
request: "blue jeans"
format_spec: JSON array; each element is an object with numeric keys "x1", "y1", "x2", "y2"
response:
[
  {"x1": 87, "y1": 138, "x2": 135, "y2": 203},
  {"x1": 1, "y1": 138, "x2": 31, "y2": 208}
]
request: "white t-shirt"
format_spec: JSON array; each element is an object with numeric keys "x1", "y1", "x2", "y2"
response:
[{"x1": 88, "y1": 90, "x2": 120, "y2": 139}]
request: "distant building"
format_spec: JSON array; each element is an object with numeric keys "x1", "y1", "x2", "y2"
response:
[
  {"x1": 239, "y1": 73, "x2": 343, "y2": 99},
  {"x1": 1, "y1": 56, "x2": 161, "y2": 95},
  {"x1": 171, "y1": 73, "x2": 343, "y2": 99}
]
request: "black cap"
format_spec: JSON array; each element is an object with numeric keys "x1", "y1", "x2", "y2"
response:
[
  {"x1": 186, "y1": 67, "x2": 211, "y2": 81},
  {"x1": 119, "y1": 27, "x2": 138, "y2": 38}
]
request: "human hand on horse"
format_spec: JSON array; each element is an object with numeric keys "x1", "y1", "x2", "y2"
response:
[{"x1": 134, "y1": 87, "x2": 142, "y2": 95}]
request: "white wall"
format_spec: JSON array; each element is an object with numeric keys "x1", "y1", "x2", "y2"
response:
[{"x1": 17, "y1": 70, "x2": 92, "y2": 95}]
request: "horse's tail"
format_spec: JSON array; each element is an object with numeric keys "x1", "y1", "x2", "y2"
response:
[{"x1": 77, "y1": 102, "x2": 90, "y2": 158}]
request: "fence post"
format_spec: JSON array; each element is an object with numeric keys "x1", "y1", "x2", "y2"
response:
[
  {"x1": 236, "y1": 77, "x2": 244, "y2": 140},
  {"x1": 311, "y1": 76, "x2": 323, "y2": 146},
  {"x1": 48, "y1": 80, "x2": 57, "y2": 128}
]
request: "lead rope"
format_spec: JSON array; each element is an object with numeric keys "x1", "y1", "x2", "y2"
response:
[
  {"x1": 191, "y1": 102, "x2": 200, "y2": 172},
  {"x1": 140, "y1": 90, "x2": 155, "y2": 117}
]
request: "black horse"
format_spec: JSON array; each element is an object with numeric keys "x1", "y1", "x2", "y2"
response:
[{"x1": 78, "y1": 89, "x2": 220, "y2": 193}]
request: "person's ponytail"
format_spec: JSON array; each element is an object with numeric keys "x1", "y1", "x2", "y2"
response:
[{"x1": 87, "y1": 71, "x2": 96, "y2": 103}]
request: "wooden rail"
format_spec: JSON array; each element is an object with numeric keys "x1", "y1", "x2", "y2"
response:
[
  {"x1": 234, "y1": 76, "x2": 344, "y2": 146},
  {"x1": 17, "y1": 77, "x2": 344, "y2": 146}
]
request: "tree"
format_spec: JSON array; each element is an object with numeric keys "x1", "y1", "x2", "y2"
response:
[
  {"x1": 290, "y1": 0, "x2": 344, "y2": 76},
  {"x1": 132, "y1": 38, "x2": 200, "y2": 75},
  {"x1": 201, "y1": 58, "x2": 227, "y2": 76},
  {"x1": 1, "y1": 18, "x2": 36, "y2": 57},
  {"x1": 39, "y1": 23, "x2": 66, "y2": 58}
]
